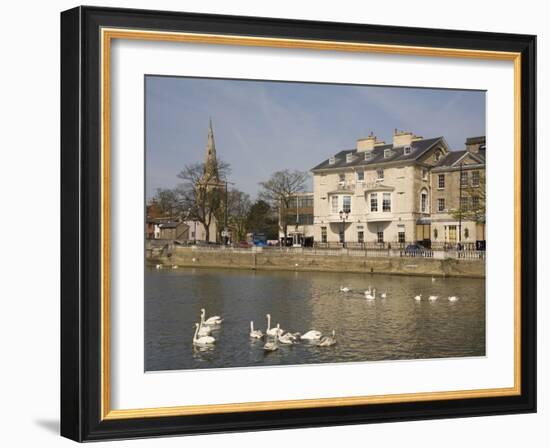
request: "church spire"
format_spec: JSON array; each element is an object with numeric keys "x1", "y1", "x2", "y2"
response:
[{"x1": 204, "y1": 118, "x2": 219, "y2": 181}]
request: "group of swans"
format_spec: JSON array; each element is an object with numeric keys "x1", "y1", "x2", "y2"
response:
[
  {"x1": 192, "y1": 308, "x2": 223, "y2": 347},
  {"x1": 340, "y1": 285, "x2": 387, "y2": 300},
  {"x1": 364, "y1": 286, "x2": 387, "y2": 301},
  {"x1": 413, "y1": 276, "x2": 460, "y2": 302},
  {"x1": 413, "y1": 294, "x2": 459, "y2": 302},
  {"x1": 340, "y1": 283, "x2": 459, "y2": 303},
  {"x1": 250, "y1": 314, "x2": 336, "y2": 352},
  {"x1": 154, "y1": 264, "x2": 179, "y2": 270}
]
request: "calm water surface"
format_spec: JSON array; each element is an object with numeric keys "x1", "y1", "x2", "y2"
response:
[{"x1": 145, "y1": 268, "x2": 485, "y2": 371}]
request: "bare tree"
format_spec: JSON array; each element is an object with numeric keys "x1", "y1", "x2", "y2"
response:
[
  {"x1": 150, "y1": 188, "x2": 181, "y2": 218},
  {"x1": 227, "y1": 189, "x2": 252, "y2": 242},
  {"x1": 176, "y1": 160, "x2": 231, "y2": 243},
  {"x1": 259, "y1": 169, "x2": 309, "y2": 243}
]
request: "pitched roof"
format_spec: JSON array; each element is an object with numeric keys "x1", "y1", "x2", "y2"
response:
[
  {"x1": 436, "y1": 150, "x2": 467, "y2": 167},
  {"x1": 435, "y1": 149, "x2": 485, "y2": 168},
  {"x1": 311, "y1": 136, "x2": 445, "y2": 171},
  {"x1": 159, "y1": 221, "x2": 184, "y2": 229}
]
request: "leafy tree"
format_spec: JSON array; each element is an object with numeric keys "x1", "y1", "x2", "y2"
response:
[
  {"x1": 175, "y1": 160, "x2": 230, "y2": 243},
  {"x1": 246, "y1": 200, "x2": 278, "y2": 240},
  {"x1": 259, "y1": 170, "x2": 309, "y2": 243},
  {"x1": 450, "y1": 170, "x2": 486, "y2": 224}
]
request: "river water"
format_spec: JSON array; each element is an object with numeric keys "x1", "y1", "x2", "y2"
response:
[{"x1": 145, "y1": 267, "x2": 485, "y2": 371}]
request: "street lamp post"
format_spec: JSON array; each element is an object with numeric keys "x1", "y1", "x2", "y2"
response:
[
  {"x1": 294, "y1": 195, "x2": 300, "y2": 247},
  {"x1": 458, "y1": 162, "x2": 463, "y2": 249},
  {"x1": 223, "y1": 179, "x2": 235, "y2": 246},
  {"x1": 339, "y1": 209, "x2": 349, "y2": 247}
]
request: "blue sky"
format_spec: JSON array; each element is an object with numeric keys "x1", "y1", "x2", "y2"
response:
[{"x1": 145, "y1": 76, "x2": 485, "y2": 199}]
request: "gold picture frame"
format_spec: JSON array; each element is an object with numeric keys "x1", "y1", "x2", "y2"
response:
[{"x1": 61, "y1": 6, "x2": 536, "y2": 441}]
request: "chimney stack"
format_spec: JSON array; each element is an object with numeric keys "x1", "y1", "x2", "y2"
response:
[
  {"x1": 392, "y1": 129, "x2": 422, "y2": 147},
  {"x1": 356, "y1": 131, "x2": 384, "y2": 152},
  {"x1": 465, "y1": 136, "x2": 486, "y2": 154}
]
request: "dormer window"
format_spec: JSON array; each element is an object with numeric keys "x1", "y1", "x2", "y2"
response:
[
  {"x1": 346, "y1": 153, "x2": 353, "y2": 163},
  {"x1": 329, "y1": 156, "x2": 336, "y2": 165},
  {"x1": 384, "y1": 149, "x2": 392, "y2": 159},
  {"x1": 364, "y1": 151, "x2": 373, "y2": 161},
  {"x1": 434, "y1": 150, "x2": 441, "y2": 162},
  {"x1": 404, "y1": 145, "x2": 412, "y2": 155}
]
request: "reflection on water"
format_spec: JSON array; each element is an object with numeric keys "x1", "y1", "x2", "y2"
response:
[{"x1": 145, "y1": 268, "x2": 485, "y2": 371}]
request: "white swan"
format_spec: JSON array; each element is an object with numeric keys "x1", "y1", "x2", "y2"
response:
[
  {"x1": 365, "y1": 288, "x2": 376, "y2": 300},
  {"x1": 364, "y1": 285, "x2": 372, "y2": 295},
  {"x1": 319, "y1": 330, "x2": 336, "y2": 347},
  {"x1": 197, "y1": 324, "x2": 211, "y2": 337},
  {"x1": 193, "y1": 323, "x2": 215, "y2": 346},
  {"x1": 201, "y1": 308, "x2": 223, "y2": 326},
  {"x1": 301, "y1": 330, "x2": 322, "y2": 341},
  {"x1": 249, "y1": 321, "x2": 263, "y2": 339},
  {"x1": 155, "y1": 264, "x2": 162, "y2": 269},
  {"x1": 263, "y1": 338, "x2": 278, "y2": 351},
  {"x1": 197, "y1": 310, "x2": 212, "y2": 336},
  {"x1": 265, "y1": 314, "x2": 283, "y2": 337},
  {"x1": 448, "y1": 296, "x2": 459, "y2": 302},
  {"x1": 339, "y1": 286, "x2": 351, "y2": 293},
  {"x1": 428, "y1": 295, "x2": 438, "y2": 302},
  {"x1": 431, "y1": 276, "x2": 436, "y2": 282},
  {"x1": 380, "y1": 291, "x2": 387, "y2": 299},
  {"x1": 277, "y1": 325, "x2": 296, "y2": 345},
  {"x1": 414, "y1": 294, "x2": 422, "y2": 301},
  {"x1": 172, "y1": 265, "x2": 178, "y2": 269},
  {"x1": 278, "y1": 334, "x2": 295, "y2": 345}
]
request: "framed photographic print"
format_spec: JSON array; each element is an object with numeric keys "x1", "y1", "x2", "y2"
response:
[{"x1": 60, "y1": 6, "x2": 536, "y2": 442}]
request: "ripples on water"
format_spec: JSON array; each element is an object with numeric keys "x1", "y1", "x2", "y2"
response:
[{"x1": 145, "y1": 268, "x2": 485, "y2": 371}]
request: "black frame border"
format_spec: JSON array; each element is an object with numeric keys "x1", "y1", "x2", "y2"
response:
[{"x1": 61, "y1": 6, "x2": 536, "y2": 442}]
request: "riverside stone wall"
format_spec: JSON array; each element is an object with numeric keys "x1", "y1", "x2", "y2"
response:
[{"x1": 147, "y1": 246, "x2": 485, "y2": 278}]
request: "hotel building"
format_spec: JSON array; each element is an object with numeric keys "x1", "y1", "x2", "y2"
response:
[{"x1": 310, "y1": 130, "x2": 486, "y2": 247}]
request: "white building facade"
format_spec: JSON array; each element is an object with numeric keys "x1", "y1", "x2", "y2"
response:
[{"x1": 311, "y1": 130, "x2": 456, "y2": 246}]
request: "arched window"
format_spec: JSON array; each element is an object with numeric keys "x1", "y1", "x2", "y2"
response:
[{"x1": 420, "y1": 188, "x2": 429, "y2": 213}]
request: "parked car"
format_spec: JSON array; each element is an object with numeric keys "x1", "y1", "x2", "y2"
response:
[{"x1": 404, "y1": 243, "x2": 429, "y2": 255}]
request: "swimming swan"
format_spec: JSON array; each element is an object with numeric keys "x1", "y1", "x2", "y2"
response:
[
  {"x1": 197, "y1": 310, "x2": 212, "y2": 336},
  {"x1": 265, "y1": 314, "x2": 283, "y2": 337},
  {"x1": 201, "y1": 308, "x2": 223, "y2": 326},
  {"x1": 414, "y1": 294, "x2": 422, "y2": 301},
  {"x1": 277, "y1": 326, "x2": 296, "y2": 345},
  {"x1": 249, "y1": 321, "x2": 264, "y2": 339},
  {"x1": 193, "y1": 323, "x2": 215, "y2": 346},
  {"x1": 319, "y1": 330, "x2": 336, "y2": 347},
  {"x1": 301, "y1": 330, "x2": 323, "y2": 341},
  {"x1": 263, "y1": 338, "x2": 278, "y2": 351}
]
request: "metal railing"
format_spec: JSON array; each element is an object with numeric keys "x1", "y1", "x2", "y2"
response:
[{"x1": 158, "y1": 243, "x2": 485, "y2": 261}]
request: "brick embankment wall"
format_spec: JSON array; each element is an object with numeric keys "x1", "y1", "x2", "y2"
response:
[{"x1": 147, "y1": 247, "x2": 485, "y2": 279}]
